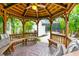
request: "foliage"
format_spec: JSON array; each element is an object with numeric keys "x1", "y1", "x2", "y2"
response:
[
  {"x1": 58, "y1": 18, "x2": 66, "y2": 31},
  {"x1": 69, "y1": 4, "x2": 79, "y2": 34},
  {"x1": 24, "y1": 21, "x2": 34, "y2": 32},
  {"x1": 7, "y1": 17, "x2": 23, "y2": 34},
  {"x1": 0, "y1": 16, "x2": 3, "y2": 34},
  {"x1": 52, "y1": 17, "x2": 65, "y2": 33}
]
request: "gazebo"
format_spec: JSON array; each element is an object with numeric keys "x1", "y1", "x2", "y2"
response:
[{"x1": 0, "y1": 3, "x2": 78, "y2": 56}]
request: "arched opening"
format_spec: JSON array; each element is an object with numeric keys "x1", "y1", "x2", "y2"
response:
[
  {"x1": 6, "y1": 16, "x2": 23, "y2": 34},
  {"x1": 38, "y1": 18, "x2": 50, "y2": 43},
  {"x1": 52, "y1": 17, "x2": 66, "y2": 34},
  {"x1": 0, "y1": 16, "x2": 3, "y2": 34},
  {"x1": 24, "y1": 20, "x2": 37, "y2": 33}
]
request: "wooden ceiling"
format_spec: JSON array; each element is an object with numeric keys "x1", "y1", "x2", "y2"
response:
[{"x1": 0, "y1": 3, "x2": 76, "y2": 19}]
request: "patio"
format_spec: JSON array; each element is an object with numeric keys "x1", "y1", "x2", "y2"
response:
[{"x1": 0, "y1": 3, "x2": 79, "y2": 56}]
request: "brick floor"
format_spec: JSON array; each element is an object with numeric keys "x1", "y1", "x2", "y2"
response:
[{"x1": 9, "y1": 42, "x2": 56, "y2": 56}]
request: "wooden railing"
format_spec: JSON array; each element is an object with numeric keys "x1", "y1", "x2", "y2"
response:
[
  {"x1": 51, "y1": 32, "x2": 71, "y2": 47},
  {"x1": 10, "y1": 32, "x2": 37, "y2": 41},
  {"x1": 24, "y1": 32, "x2": 37, "y2": 38},
  {"x1": 10, "y1": 34, "x2": 23, "y2": 41}
]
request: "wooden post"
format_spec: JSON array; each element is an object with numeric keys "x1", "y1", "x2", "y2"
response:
[
  {"x1": 22, "y1": 19, "x2": 25, "y2": 37},
  {"x1": 64, "y1": 11, "x2": 69, "y2": 48},
  {"x1": 49, "y1": 18, "x2": 52, "y2": 39},
  {"x1": 36, "y1": 20, "x2": 39, "y2": 37},
  {"x1": 3, "y1": 10, "x2": 7, "y2": 33}
]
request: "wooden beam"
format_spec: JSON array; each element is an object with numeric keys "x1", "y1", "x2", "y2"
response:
[
  {"x1": 67, "y1": 4, "x2": 72, "y2": 10},
  {"x1": 23, "y1": 4, "x2": 32, "y2": 16},
  {"x1": 51, "y1": 7, "x2": 62, "y2": 14},
  {"x1": 7, "y1": 9, "x2": 22, "y2": 16},
  {"x1": 20, "y1": 3, "x2": 27, "y2": 8},
  {"x1": 5, "y1": 3, "x2": 17, "y2": 9},
  {"x1": 12, "y1": 6, "x2": 24, "y2": 12},
  {"x1": 23, "y1": 9, "x2": 28, "y2": 16},
  {"x1": 49, "y1": 6, "x2": 57, "y2": 12},
  {"x1": 23, "y1": 5, "x2": 32, "y2": 16},
  {"x1": 6, "y1": 4, "x2": 25, "y2": 12},
  {"x1": 6, "y1": 10, "x2": 25, "y2": 19},
  {"x1": 38, "y1": 13, "x2": 49, "y2": 17},
  {"x1": 25, "y1": 15, "x2": 49, "y2": 18},
  {"x1": 36, "y1": 9, "x2": 39, "y2": 19},
  {"x1": 45, "y1": 7, "x2": 52, "y2": 17},
  {"x1": 0, "y1": 4, "x2": 4, "y2": 8},
  {"x1": 16, "y1": 4, "x2": 25, "y2": 10},
  {"x1": 0, "y1": 9, "x2": 4, "y2": 16},
  {"x1": 37, "y1": 4, "x2": 52, "y2": 17},
  {"x1": 47, "y1": 4, "x2": 55, "y2": 10},
  {"x1": 8, "y1": 8, "x2": 23, "y2": 14},
  {"x1": 52, "y1": 10, "x2": 65, "y2": 18},
  {"x1": 54, "y1": 3, "x2": 66, "y2": 9},
  {"x1": 67, "y1": 4, "x2": 76, "y2": 14}
]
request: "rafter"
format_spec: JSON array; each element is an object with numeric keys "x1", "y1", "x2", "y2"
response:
[
  {"x1": 67, "y1": 4, "x2": 76, "y2": 14},
  {"x1": 1, "y1": 3, "x2": 75, "y2": 19},
  {"x1": 23, "y1": 4, "x2": 32, "y2": 16},
  {"x1": 45, "y1": 8, "x2": 52, "y2": 17},
  {"x1": 5, "y1": 3, "x2": 17, "y2": 9},
  {"x1": 67, "y1": 4, "x2": 71, "y2": 9},
  {"x1": 9, "y1": 8, "x2": 23, "y2": 14},
  {"x1": 7, "y1": 11, "x2": 23, "y2": 20},
  {"x1": 12, "y1": 6, "x2": 24, "y2": 12},
  {"x1": 54, "y1": 3, "x2": 66, "y2": 9},
  {"x1": 52, "y1": 10, "x2": 65, "y2": 18},
  {"x1": 37, "y1": 4, "x2": 52, "y2": 17},
  {"x1": 51, "y1": 7, "x2": 62, "y2": 14},
  {"x1": 16, "y1": 4, "x2": 25, "y2": 10},
  {"x1": 36, "y1": 9, "x2": 39, "y2": 19}
]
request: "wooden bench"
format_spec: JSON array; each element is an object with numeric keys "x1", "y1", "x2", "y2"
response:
[
  {"x1": 0, "y1": 38, "x2": 27, "y2": 55},
  {"x1": 48, "y1": 39, "x2": 58, "y2": 47}
]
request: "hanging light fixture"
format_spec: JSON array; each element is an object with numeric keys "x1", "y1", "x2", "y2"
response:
[{"x1": 32, "y1": 4, "x2": 37, "y2": 11}]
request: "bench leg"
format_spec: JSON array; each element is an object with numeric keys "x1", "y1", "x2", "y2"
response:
[
  {"x1": 23, "y1": 39, "x2": 27, "y2": 45},
  {"x1": 11, "y1": 43, "x2": 16, "y2": 52},
  {"x1": 48, "y1": 40, "x2": 52, "y2": 47},
  {"x1": 22, "y1": 40, "x2": 26, "y2": 45},
  {"x1": 3, "y1": 48, "x2": 12, "y2": 55}
]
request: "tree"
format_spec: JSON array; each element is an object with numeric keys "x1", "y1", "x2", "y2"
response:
[
  {"x1": 53, "y1": 17, "x2": 66, "y2": 33},
  {"x1": 69, "y1": 4, "x2": 79, "y2": 36},
  {"x1": 58, "y1": 18, "x2": 66, "y2": 31},
  {"x1": 7, "y1": 17, "x2": 23, "y2": 34},
  {"x1": 24, "y1": 21, "x2": 34, "y2": 32},
  {"x1": 0, "y1": 16, "x2": 3, "y2": 34}
]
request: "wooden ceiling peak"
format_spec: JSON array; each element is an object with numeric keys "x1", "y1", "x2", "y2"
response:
[{"x1": 0, "y1": 3, "x2": 76, "y2": 19}]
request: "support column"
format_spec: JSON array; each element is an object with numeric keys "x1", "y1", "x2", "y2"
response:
[
  {"x1": 36, "y1": 20, "x2": 39, "y2": 37},
  {"x1": 64, "y1": 11, "x2": 69, "y2": 47},
  {"x1": 22, "y1": 19, "x2": 25, "y2": 37},
  {"x1": 50, "y1": 18, "x2": 52, "y2": 39},
  {"x1": 3, "y1": 10, "x2": 7, "y2": 33}
]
